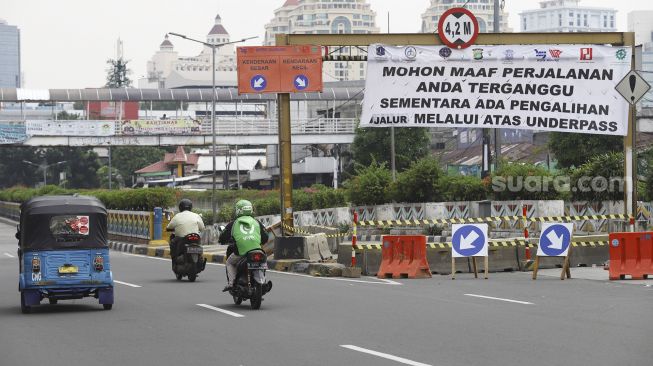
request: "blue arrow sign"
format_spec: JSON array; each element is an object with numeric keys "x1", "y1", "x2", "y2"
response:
[
  {"x1": 294, "y1": 74, "x2": 309, "y2": 90},
  {"x1": 452, "y1": 224, "x2": 487, "y2": 257},
  {"x1": 539, "y1": 224, "x2": 572, "y2": 256},
  {"x1": 250, "y1": 75, "x2": 267, "y2": 91}
]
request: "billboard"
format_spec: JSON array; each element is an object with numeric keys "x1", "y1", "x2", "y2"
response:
[
  {"x1": 26, "y1": 120, "x2": 115, "y2": 136},
  {"x1": 0, "y1": 122, "x2": 27, "y2": 144},
  {"x1": 119, "y1": 119, "x2": 203, "y2": 135},
  {"x1": 360, "y1": 44, "x2": 631, "y2": 136}
]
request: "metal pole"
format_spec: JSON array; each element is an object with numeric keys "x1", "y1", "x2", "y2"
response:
[
  {"x1": 43, "y1": 165, "x2": 47, "y2": 186},
  {"x1": 493, "y1": 0, "x2": 501, "y2": 169},
  {"x1": 278, "y1": 93, "x2": 294, "y2": 236},
  {"x1": 108, "y1": 146, "x2": 112, "y2": 190},
  {"x1": 212, "y1": 45, "x2": 217, "y2": 224},
  {"x1": 388, "y1": 11, "x2": 396, "y2": 181},
  {"x1": 625, "y1": 35, "x2": 637, "y2": 230},
  {"x1": 235, "y1": 145, "x2": 241, "y2": 190}
]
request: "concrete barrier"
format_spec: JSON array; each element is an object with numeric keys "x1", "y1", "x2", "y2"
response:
[
  {"x1": 274, "y1": 235, "x2": 325, "y2": 262},
  {"x1": 314, "y1": 234, "x2": 334, "y2": 260}
]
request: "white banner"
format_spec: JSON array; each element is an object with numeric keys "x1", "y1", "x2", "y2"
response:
[
  {"x1": 26, "y1": 120, "x2": 115, "y2": 136},
  {"x1": 360, "y1": 44, "x2": 631, "y2": 135}
]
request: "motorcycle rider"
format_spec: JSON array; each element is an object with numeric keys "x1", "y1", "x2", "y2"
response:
[
  {"x1": 219, "y1": 200, "x2": 268, "y2": 292},
  {"x1": 166, "y1": 199, "x2": 205, "y2": 259}
]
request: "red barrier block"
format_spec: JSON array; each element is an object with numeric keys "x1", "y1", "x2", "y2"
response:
[
  {"x1": 377, "y1": 235, "x2": 431, "y2": 279},
  {"x1": 608, "y1": 232, "x2": 653, "y2": 280}
]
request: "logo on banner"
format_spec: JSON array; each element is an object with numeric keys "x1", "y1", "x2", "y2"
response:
[
  {"x1": 375, "y1": 46, "x2": 386, "y2": 57},
  {"x1": 549, "y1": 49, "x2": 562, "y2": 59},
  {"x1": 503, "y1": 49, "x2": 514, "y2": 61},
  {"x1": 616, "y1": 48, "x2": 627, "y2": 60},
  {"x1": 404, "y1": 46, "x2": 417, "y2": 60},
  {"x1": 580, "y1": 47, "x2": 593, "y2": 60},
  {"x1": 439, "y1": 47, "x2": 452, "y2": 59},
  {"x1": 472, "y1": 48, "x2": 484, "y2": 60},
  {"x1": 534, "y1": 49, "x2": 547, "y2": 60}
]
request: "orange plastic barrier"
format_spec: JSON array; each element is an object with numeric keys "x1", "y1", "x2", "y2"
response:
[
  {"x1": 377, "y1": 235, "x2": 431, "y2": 279},
  {"x1": 608, "y1": 232, "x2": 653, "y2": 280}
]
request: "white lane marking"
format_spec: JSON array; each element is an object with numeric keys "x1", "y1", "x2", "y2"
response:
[
  {"x1": 341, "y1": 345, "x2": 432, "y2": 366},
  {"x1": 123, "y1": 253, "x2": 401, "y2": 286},
  {"x1": 464, "y1": 293, "x2": 534, "y2": 305},
  {"x1": 3, "y1": 252, "x2": 15, "y2": 258},
  {"x1": 114, "y1": 280, "x2": 142, "y2": 288},
  {"x1": 197, "y1": 303, "x2": 244, "y2": 318}
]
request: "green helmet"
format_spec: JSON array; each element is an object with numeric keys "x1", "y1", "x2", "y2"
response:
[{"x1": 235, "y1": 199, "x2": 253, "y2": 217}]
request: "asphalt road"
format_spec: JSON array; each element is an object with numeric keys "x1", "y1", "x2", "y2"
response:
[{"x1": 0, "y1": 220, "x2": 651, "y2": 366}]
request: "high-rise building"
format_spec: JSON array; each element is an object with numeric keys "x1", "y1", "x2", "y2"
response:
[
  {"x1": 264, "y1": 0, "x2": 380, "y2": 81},
  {"x1": 628, "y1": 11, "x2": 653, "y2": 108},
  {"x1": 519, "y1": 0, "x2": 616, "y2": 33},
  {"x1": 0, "y1": 19, "x2": 21, "y2": 88},
  {"x1": 421, "y1": 0, "x2": 512, "y2": 33},
  {"x1": 140, "y1": 14, "x2": 237, "y2": 89}
]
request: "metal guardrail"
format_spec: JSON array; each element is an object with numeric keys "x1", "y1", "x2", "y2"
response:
[{"x1": 107, "y1": 210, "x2": 152, "y2": 240}]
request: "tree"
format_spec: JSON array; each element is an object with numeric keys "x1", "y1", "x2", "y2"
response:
[
  {"x1": 111, "y1": 146, "x2": 166, "y2": 186},
  {"x1": 56, "y1": 111, "x2": 80, "y2": 120},
  {"x1": 105, "y1": 58, "x2": 132, "y2": 87},
  {"x1": 548, "y1": 132, "x2": 622, "y2": 168},
  {"x1": 44, "y1": 148, "x2": 101, "y2": 189},
  {"x1": 0, "y1": 147, "x2": 42, "y2": 188},
  {"x1": 350, "y1": 127, "x2": 430, "y2": 174},
  {"x1": 96, "y1": 166, "x2": 122, "y2": 189}
]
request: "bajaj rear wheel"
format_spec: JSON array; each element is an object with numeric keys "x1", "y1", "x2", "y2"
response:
[
  {"x1": 20, "y1": 293, "x2": 31, "y2": 314},
  {"x1": 48, "y1": 298, "x2": 58, "y2": 305},
  {"x1": 187, "y1": 274, "x2": 197, "y2": 282},
  {"x1": 103, "y1": 304, "x2": 113, "y2": 310}
]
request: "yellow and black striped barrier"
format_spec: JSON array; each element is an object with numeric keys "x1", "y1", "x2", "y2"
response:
[
  {"x1": 352, "y1": 240, "x2": 609, "y2": 250},
  {"x1": 281, "y1": 222, "x2": 350, "y2": 238},
  {"x1": 357, "y1": 214, "x2": 630, "y2": 227}
]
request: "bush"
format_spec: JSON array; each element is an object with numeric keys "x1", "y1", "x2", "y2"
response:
[
  {"x1": 441, "y1": 176, "x2": 488, "y2": 201},
  {"x1": 344, "y1": 161, "x2": 392, "y2": 205},
  {"x1": 491, "y1": 162, "x2": 561, "y2": 200},
  {"x1": 391, "y1": 157, "x2": 444, "y2": 203}
]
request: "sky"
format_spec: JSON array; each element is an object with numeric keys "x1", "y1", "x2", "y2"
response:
[{"x1": 3, "y1": 0, "x2": 652, "y2": 89}]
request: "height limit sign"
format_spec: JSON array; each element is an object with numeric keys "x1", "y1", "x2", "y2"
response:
[{"x1": 437, "y1": 7, "x2": 479, "y2": 49}]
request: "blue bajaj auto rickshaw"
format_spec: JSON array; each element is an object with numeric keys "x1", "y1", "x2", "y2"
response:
[{"x1": 17, "y1": 195, "x2": 114, "y2": 313}]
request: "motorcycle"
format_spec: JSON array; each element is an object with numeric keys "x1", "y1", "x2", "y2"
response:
[
  {"x1": 171, "y1": 233, "x2": 207, "y2": 282},
  {"x1": 229, "y1": 249, "x2": 272, "y2": 310}
]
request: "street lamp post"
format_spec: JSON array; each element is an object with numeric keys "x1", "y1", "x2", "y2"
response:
[
  {"x1": 168, "y1": 32, "x2": 257, "y2": 224},
  {"x1": 23, "y1": 160, "x2": 67, "y2": 187}
]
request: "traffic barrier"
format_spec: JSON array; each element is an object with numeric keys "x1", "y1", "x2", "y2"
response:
[
  {"x1": 377, "y1": 235, "x2": 431, "y2": 279},
  {"x1": 608, "y1": 232, "x2": 653, "y2": 280}
]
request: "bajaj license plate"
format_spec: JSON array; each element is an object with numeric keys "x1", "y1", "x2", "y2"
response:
[
  {"x1": 248, "y1": 262, "x2": 267, "y2": 269},
  {"x1": 186, "y1": 246, "x2": 202, "y2": 254},
  {"x1": 58, "y1": 265, "x2": 78, "y2": 274}
]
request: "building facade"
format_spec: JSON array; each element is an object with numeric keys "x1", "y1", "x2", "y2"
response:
[
  {"x1": 139, "y1": 14, "x2": 237, "y2": 89},
  {"x1": 0, "y1": 19, "x2": 20, "y2": 88},
  {"x1": 421, "y1": 0, "x2": 512, "y2": 33},
  {"x1": 519, "y1": 0, "x2": 616, "y2": 33},
  {"x1": 264, "y1": 0, "x2": 380, "y2": 81}
]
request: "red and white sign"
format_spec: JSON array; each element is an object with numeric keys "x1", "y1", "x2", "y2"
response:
[{"x1": 437, "y1": 7, "x2": 479, "y2": 50}]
